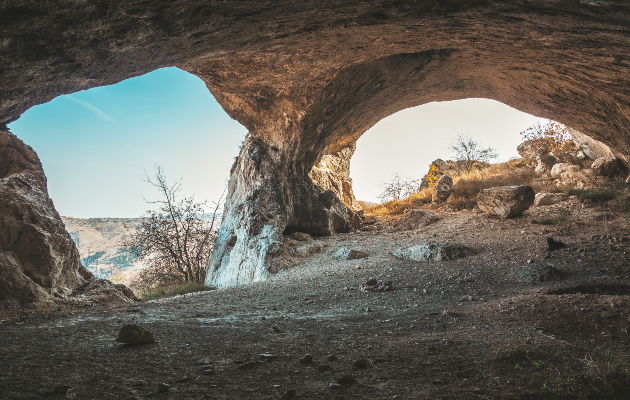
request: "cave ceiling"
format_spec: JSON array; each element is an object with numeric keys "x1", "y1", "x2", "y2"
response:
[{"x1": 1, "y1": 0, "x2": 630, "y2": 163}]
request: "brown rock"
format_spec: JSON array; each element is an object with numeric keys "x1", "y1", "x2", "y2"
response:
[
  {"x1": 432, "y1": 175, "x2": 453, "y2": 203},
  {"x1": 115, "y1": 324, "x2": 156, "y2": 345},
  {"x1": 591, "y1": 157, "x2": 622, "y2": 177},
  {"x1": 333, "y1": 248, "x2": 368, "y2": 260},
  {"x1": 0, "y1": 130, "x2": 92, "y2": 309},
  {"x1": 477, "y1": 186, "x2": 535, "y2": 219},
  {"x1": 390, "y1": 209, "x2": 439, "y2": 231}
]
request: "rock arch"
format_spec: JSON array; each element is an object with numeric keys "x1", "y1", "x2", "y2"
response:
[{"x1": 2, "y1": 1, "x2": 630, "y2": 297}]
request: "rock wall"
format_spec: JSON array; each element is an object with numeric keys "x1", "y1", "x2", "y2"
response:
[
  {"x1": 3, "y1": 1, "x2": 630, "y2": 288},
  {"x1": 0, "y1": 130, "x2": 92, "y2": 308}
]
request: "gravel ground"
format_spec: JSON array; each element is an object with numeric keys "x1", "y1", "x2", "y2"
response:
[{"x1": 1, "y1": 199, "x2": 630, "y2": 399}]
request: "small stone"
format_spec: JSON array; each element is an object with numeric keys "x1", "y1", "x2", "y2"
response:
[
  {"x1": 175, "y1": 377, "x2": 193, "y2": 383},
  {"x1": 318, "y1": 364, "x2": 332, "y2": 371},
  {"x1": 259, "y1": 353, "x2": 277, "y2": 361},
  {"x1": 329, "y1": 383, "x2": 343, "y2": 390},
  {"x1": 272, "y1": 325, "x2": 283, "y2": 332},
  {"x1": 333, "y1": 248, "x2": 368, "y2": 260},
  {"x1": 202, "y1": 369, "x2": 215, "y2": 375},
  {"x1": 197, "y1": 358, "x2": 212, "y2": 365},
  {"x1": 237, "y1": 361, "x2": 259, "y2": 370},
  {"x1": 116, "y1": 324, "x2": 155, "y2": 345},
  {"x1": 299, "y1": 354, "x2": 314, "y2": 364},
  {"x1": 157, "y1": 383, "x2": 170, "y2": 393},
  {"x1": 326, "y1": 355, "x2": 338, "y2": 362},
  {"x1": 335, "y1": 374, "x2": 357, "y2": 384},
  {"x1": 353, "y1": 359, "x2": 369, "y2": 369}
]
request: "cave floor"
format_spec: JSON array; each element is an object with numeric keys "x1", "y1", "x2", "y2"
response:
[{"x1": 2, "y1": 199, "x2": 630, "y2": 399}]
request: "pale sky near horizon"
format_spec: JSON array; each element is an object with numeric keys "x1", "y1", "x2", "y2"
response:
[{"x1": 9, "y1": 67, "x2": 545, "y2": 218}]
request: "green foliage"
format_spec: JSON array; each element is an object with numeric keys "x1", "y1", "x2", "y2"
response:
[{"x1": 139, "y1": 282, "x2": 217, "y2": 301}]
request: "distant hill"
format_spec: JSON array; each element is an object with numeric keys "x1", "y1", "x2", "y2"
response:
[{"x1": 62, "y1": 217, "x2": 145, "y2": 281}]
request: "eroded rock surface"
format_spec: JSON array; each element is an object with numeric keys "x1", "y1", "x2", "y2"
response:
[
  {"x1": 3, "y1": 1, "x2": 630, "y2": 288},
  {"x1": 0, "y1": 130, "x2": 92, "y2": 309},
  {"x1": 392, "y1": 242, "x2": 475, "y2": 262},
  {"x1": 477, "y1": 185, "x2": 535, "y2": 219}
]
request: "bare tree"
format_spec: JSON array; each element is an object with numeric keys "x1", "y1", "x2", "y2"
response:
[
  {"x1": 378, "y1": 173, "x2": 423, "y2": 202},
  {"x1": 449, "y1": 134, "x2": 498, "y2": 172},
  {"x1": 121, "y1": 166, "x2": 224, "y2": 289}
]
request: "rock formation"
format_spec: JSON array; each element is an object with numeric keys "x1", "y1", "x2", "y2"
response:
[
  {"x1": 2, "y1": 1, "x2": 630, "y2": 288},
  {"x1": 0, "y1": 129, "x2": 92, "y2": 308},
  {"x1": 477, "y1": 185, "x2": 535, "y2": 219}
]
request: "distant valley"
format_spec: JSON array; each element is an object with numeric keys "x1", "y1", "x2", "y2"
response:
[{"x1": 62, "y1": 217, "x2": 145, "y2": 282}]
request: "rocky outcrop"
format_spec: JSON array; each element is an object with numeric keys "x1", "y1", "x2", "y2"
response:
[
  {"x1": 477, "y1": 185, "x2": 535, "y2": 219},
  {"x1": 3, "y1": 1, "x2": 630, "y2": 288},
  {"x1": 0, "y1": 130, "x2": 92, "y2": 308}
]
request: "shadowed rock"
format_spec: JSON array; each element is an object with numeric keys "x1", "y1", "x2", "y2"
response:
[
  {"x1": 116, "y1": 324, "x2": 156, "y2": 345},
  {"x1": 477, "y1": 185, "x2": 535, "y2": 219},
  {"x1": 392, "y1": 243, "x2": 475, "y2": 262}
]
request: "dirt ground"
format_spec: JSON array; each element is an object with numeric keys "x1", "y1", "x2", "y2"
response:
[{"x1": 2, "y1": 198, "x2": 630, "y2": 399}]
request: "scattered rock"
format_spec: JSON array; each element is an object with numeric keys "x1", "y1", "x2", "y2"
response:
[
  {"x1": 547, "y1": 237, "x2": 566, "y2": 251},
  {"x1": 533, "y1": 193, "x2": 563, "y2": 207},
  {"x1": 363, "y1": 215, "x2": 379, "y2": 225},
  {"x1": 296, "y1": 243, "x2": 324, "y2": 257},
  {"x1": 318, "y1": 364, "x2": 332, "y2": 371},
  {"x1": 115, "y1": 324, "x2": 155, "y2": 345},
  {"x1": 392, "y1": 242, "x2": 475, "y2": 262},
  {"x1": 389, "y1": 209, "x2": 439, "y2": 231},
  {"x1": 432, "y1": 175, "x2": 453, "y2": 203},
  {"x1": 157, "y1": 383, "x2": 170, "y2": 393},
  {"x1": 236, "y1": 361, "x2": 259, "y2": 370},
  {"x1": 591, "y1": 156, "x2": 622, "y2": 177},
  {"x1": 336, "y1": 374, "x2": 357, "y2": 384},
  {"x1": 202, "y1": 369, "x2": 215, "y2": 375},
  {"x1": 196, "y1": 358, "x2": 212, "y2": 365},
  {"x1": 513, "y1": 263, "x2": 567, "y2": 283},
  {"x1": 326, "y1": 355, "x2": 338, "y2": 362},
  {"x1": 176, "y1": 377, "x2": 193, "y2": 383},
  {"x1": 271, "y1": 325, "x2": 283, "y2": 333},
  {"x1": 353, "y1": 359, "x2": 369, "y2": 369},
  {"x1": 287, "y1": 232, "x2": 312, "y2": 242},
  {"x1": 299, "y1": 354, "x2": 314, "y2": 364},
  {"x1": 329, "y1": 383, "x2": 343, "y2": 390},
  {"x1": 259, "y1": 354, "x2": 277, "y2": 361},
  {"x1": 360, "y1": 278, "x2": 392, "y2": 292},
  {"x1": 333, "y1": 248, "x2": 368, "y2": 260},
  {"x1": 550, "y1": 163, "x2": 576, "y2": 178},
  {"x1": 477, "y1": 185, "x2": 535, "y2": 219}
]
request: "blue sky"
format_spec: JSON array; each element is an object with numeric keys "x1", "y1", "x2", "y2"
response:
[{"x1": 9, "y1": 67, "x2": 544, "y2": 217}]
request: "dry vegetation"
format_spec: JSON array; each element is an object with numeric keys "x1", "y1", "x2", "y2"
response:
[{"x1": 361, "y1": 158, "x2": 630, "y2": 218}]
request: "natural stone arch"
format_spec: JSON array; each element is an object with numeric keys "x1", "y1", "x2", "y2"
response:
[{"x1": 2, "y1": 0, "x2": 630, "y2": 301}]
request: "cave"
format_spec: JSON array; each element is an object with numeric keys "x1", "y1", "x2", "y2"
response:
[{"x1": 2, "y1": 1, "x2": 630, "y2": 302}]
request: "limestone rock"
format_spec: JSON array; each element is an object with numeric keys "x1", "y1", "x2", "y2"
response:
[
  {"x1": 296, "y1": 243, "x2": 323, "y2": 257},
  {"x1": 569, "y1": 129, "x2": 617, "y2": 161},
  {"x1": 116, "y1": 324, "x2": 156, "y2": 345},
  {"x1": 517, "y1": 140, "x2": 545, "y2": 159},
  {"x1": 0, "y1": 130, "x2": 92, "y2": 309},
  {"x1": 477, "y1": 185, "x2": 535, "y2": 219},
  {"x1": 333, "y1": 248, "x2": 368, "y2": 260},
  {"x1": 591, "y1": 156, "x2": 621, "y2": 177},
  {"x1": 513, "y1": 264, "x2": 567, "y2": 284},
  {"x1": 533, "y1": 193, "x2": 563, "y2": 207},
  {"x1": 550, "y1": 163, "x2": 577, "y2": 178},
  {"x1": 72, "y1": 279, "x2": 138, "y2": 304},
  {"x1": 392, "y1": 243, "x2": 475, "y2": 262},
  {"x1": 432, "y1": 175, "x2": 453, "y2": 203},
  {"x1": 362, "y1": 215, "x2": 378, "y2": 225}
]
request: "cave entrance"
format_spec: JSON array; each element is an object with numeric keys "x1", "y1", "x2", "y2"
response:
[
  {"x1": 351, "y1": 98, "x2": 546, "y2": 204},
  {"x1": 7, "y1": 67, "x2": 246, "y2": 219}
]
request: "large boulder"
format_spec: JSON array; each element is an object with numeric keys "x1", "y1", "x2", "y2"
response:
[
  {"x1": 392, "y1": 242, "x2": 475, "y2": 262},
  {"x1": 432, "y1": 175, "x2": 453, "y2": 203},
  {"x1": 477, "y1": 185, "x2": 535, "y2": 219},
  {"x1": 591, "y1": 156, "x2": 622, "y2": 177}
]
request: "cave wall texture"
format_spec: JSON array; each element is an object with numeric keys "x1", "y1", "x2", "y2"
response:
[{"x1": 2, "y1": 0, "x2": 630, "y2": 292}]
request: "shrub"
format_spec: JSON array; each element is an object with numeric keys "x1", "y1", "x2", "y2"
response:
[
  {"x1": 448, "y1": 134, "x2": 498, "y2": 172},
  {"x1": 377, "y1": 173, "x2": 423, "y2": 202},
  {"x1": 520, "y1": 120, "x2": 579, "y2": 160}
]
